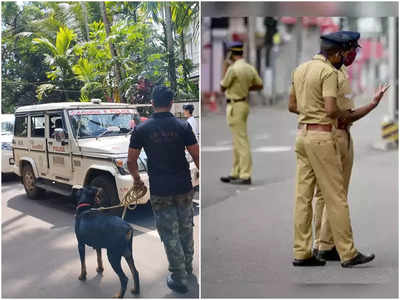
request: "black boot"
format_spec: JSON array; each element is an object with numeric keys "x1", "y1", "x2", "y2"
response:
[
  {"x1": 220, "y1": 175, "x2": 237, "y2": 183},
  {"x1": 318, "y1": 246, "x2": 340, "y2": 261},
  {"x1": 293, "y1": 256, "x2": 326, "y2": 266},
  {"x1": 341, "y1": 252, "x2": 375, "y2": 268},
  {"x1": 166, "y1": 274, "x2": 188, "y2": 293}
]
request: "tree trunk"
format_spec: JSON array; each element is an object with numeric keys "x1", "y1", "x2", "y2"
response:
[
  {"x1": 180, "y1": 32, "x2": 188, "y2": 82},
  {"x1": 100, "y1": 2, "x2": 125, "y2": 103},
  {"x1": 164, "y1": 3, "x2": 177, "y2": 93},
  {"x1": 81, "y1": 2, "x2": 90, "y2": 41}
]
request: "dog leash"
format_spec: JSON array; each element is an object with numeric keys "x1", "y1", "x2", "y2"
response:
[{"x1": 91, "y1": 184, "x2": 148, "y2": 220}]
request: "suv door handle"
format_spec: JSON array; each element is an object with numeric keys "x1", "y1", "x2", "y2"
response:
[
  {"x1": 61, "y1": 141, "x2": 69, "y2": 146},
  {"x1": 48, "y1": 141, "x2": 53, "y2": 145}
]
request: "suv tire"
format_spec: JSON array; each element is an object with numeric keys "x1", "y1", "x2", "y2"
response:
[
  {"x1": 22, "y1": 164, "x2": 44, "y2": 199},
  {"x1": 89, "y1": 175, "x2": 122, "y2": 216}
]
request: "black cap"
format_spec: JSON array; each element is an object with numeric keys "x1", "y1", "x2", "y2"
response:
[
  {"x1": 341, "y1": 31, "x2": 361, "y2": 49},
  {"x1": 228, "y1": 41, "x2": 244, "y2": 52},
  {"x1": 183, "y1": 104, "x2": 194, "y2": 113},
  {"x1": 321, "y1": 31, "x2": 361, "y2": 50}
]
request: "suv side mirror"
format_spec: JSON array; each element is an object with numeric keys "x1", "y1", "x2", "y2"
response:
[{"x1": 54, "y1": 128, "x2": 66, "y2": 142}]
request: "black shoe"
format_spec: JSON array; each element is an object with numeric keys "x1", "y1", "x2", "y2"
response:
[
  {"x1": 312, "y1": 248, "x2": 319, "y2": 257},
  {"x1": 341, "y1": 252, "x2": 375, "y2": 268},
  {"x1": 293, "y1": 256, "x2": 326, "y2": 266},
  {"x1": 318, "y1": 246, "x2": 340, "y2": 261},
  {"x1": 166, "y1": 274, "x2": 188, "y2": 294},
  {"x1": 230, "y1": 178, "x2": 251, "y2": 185},
  {"x1": 220, "y1": 175, "x2": 237, "y2": 183}
]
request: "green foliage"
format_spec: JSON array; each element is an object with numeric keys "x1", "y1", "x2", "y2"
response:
[
  {"x1": 36, "y1": 84, "x2": 56, "y2": 101},
  {"x1": 79, "y1": 94, "x2": 90, "y2": 102},
  {"x1": 2, "y1": 1, "x2": 198, "y2": 112}
]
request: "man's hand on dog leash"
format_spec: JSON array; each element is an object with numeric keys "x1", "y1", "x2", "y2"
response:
[{"x1": 133, "y1": 177, "x2": 145, "y2": 188}]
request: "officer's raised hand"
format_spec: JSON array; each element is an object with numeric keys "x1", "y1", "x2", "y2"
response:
[{"x1": 372, "y1": 83, "x2": 390, "y2": 106}]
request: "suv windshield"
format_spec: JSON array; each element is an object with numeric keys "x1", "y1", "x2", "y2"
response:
[{"x1": 68, "y1": 108, "x2": 137, "y2": 139}]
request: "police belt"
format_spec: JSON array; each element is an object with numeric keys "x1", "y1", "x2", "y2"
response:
[
  {"x1": 297, "y1": 123, "x2": 333, "y2": 132},
  {"x1": 227, "y1": 98, "x2": 246, "y2": 103}
]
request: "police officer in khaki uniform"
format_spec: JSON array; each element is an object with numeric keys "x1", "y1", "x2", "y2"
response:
[
  {"x1": 220, "y1": 41, "x2": 263, "y2": 185},
  {"x1": 288, "y1": 32, "x2": 383, "y2": 267},
  {"x1": 311, "y1": 32, "x2": 390, "y2": 260}
]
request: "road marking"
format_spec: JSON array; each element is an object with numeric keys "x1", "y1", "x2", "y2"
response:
[
  {"x1": 203, "y1": 145, "x2": 292, "y2": 152},
  {"x1": 202, "y1": 146, "x2": 232, "y2": 152},
  {"x1": 253, "y1": 146, "x2": 291, "y2": 152},
  {"x1": 131, "y1": 224, "x2": 159, "y2": 238}
]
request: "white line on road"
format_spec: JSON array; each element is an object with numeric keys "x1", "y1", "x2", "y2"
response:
[
  {"x1": 253, "y1": 146, "x2": 291, "y2": 152},
  {"x1": 203, "y1": 146, "x2": 292, "y2": 152},
  {"x1": 131, "y1": 224, "x2": 159, "y2": 238},
  {"x1": 202, "y1": 146, "x2": 232, "y2": 152}
]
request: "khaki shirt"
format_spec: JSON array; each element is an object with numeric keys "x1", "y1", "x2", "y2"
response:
[
  {"x1": 337, "y1": 65, "x2": 355, "y2": 111},
  {"x1": 220, "y1": 58, "x2": 263, "y2": 100},
  {"x1": 290, "y1": 54, "x2": 338, "y2": 125}
]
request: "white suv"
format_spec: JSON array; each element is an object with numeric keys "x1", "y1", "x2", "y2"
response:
[
  {"x1": 2, "y1": 114, "x2": 15, "y2": 175},
  {"x1": 12, "y1": 100, "x2": 199, "y2": 207}
]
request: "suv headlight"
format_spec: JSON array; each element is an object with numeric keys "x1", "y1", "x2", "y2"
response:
[
  {"x1": 114, "y1": 158, "x2": 146, "y2": 175},
  {"x1": 2, "y1": 142, "x2": 12, "y2": 151}
]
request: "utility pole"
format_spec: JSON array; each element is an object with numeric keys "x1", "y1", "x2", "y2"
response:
[
  {"x1": 380, "y1": 16, "x2": 398, "y2": 148},
  {"x1": 387, "y1": 17, "x2": 398, "y2": 121},
  {"x1": 248, "y1": 16, "x2": 260, "y2": 104}
]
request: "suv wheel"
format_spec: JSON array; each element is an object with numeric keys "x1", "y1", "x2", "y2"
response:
[
  {"x1": 22, "y1": 164, "x2": 43, "y2": 199},
  {"x1": 89, "y1": 175, "x2": 122, "y2": 215}
]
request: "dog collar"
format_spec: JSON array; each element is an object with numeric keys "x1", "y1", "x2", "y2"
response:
[{"x1": 76, "y1": 203, "x2": 91, "y2": 210}]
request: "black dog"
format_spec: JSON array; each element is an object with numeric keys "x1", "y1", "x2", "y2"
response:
[{"x1": 74, "y1": 186, "x2": 140, "y2": 298}]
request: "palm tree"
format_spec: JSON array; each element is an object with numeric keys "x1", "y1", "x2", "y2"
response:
[
  {"x1": 100, "y1": 2, "x2": 124, "y2": 102},
  {"x1": 171, "y1": 2, "x2": 199, "y2": 81},
  {"x1": 141, "y1": 2, "x2": 177, "y2": 92},
  {"x1": 32, "y1": 26, "x2": 76, "y2": 100}
]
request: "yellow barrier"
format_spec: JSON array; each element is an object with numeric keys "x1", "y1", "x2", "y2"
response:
[{"x1": 382, "y1": 121, "x2": 399, "y2": 143}]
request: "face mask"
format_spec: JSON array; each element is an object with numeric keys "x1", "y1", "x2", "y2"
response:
[
  {"x1": 344, "y1": 49, "x2": 357, "y2": 66},
  {"x1": 333, "y1": 52, "x2": 344, "y2": 69}
]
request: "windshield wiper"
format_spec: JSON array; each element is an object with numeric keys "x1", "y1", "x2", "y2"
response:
[{"x1": 96, "y1": 127, "x2": 120, "y2": 139}]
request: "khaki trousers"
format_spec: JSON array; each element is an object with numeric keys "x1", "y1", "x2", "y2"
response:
[
  {"x1": 313, "y1": 130, "x2": 354, "y2": 251},
  {"x1": 226, "y1": 101, "x2": 252, "y2": 179},
  {"x1": 294, "y1": 128, "x2": 358, "y2": 262}
]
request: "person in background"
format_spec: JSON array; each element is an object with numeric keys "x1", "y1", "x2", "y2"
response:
[
  {"x1": 219, "y1": 41, "x2": 263, "y2": 185},
  {"x1": 183, "y1": 104, "x2": 199, "y2": 140}
]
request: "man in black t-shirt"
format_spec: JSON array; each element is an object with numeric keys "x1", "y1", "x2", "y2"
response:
[{"x1": 127, "y1": 85, "x2": 199, "y2": 294}]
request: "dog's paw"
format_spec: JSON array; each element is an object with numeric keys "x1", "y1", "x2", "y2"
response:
[
  {"x1": 96, "y1": 267, "x2": 104, "y2": 273},
  {"x1": 78, "y1": 273, "x2": 87, "y2": 281}
]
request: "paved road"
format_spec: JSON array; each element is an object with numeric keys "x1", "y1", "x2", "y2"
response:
[
  {"x1": 2, "y1": 175, "x2": 199, "y2": 298},
  {"x1": 201, "y1": 97, "x2": 398, "y2": 298}
]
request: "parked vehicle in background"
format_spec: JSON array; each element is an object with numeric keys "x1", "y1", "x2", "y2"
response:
[
  {"x1": 12, "y1": 99, "x2": 199, "y2": 207},
  {"x1": 1, "y1": 114, "x2": 15, "y2": 175}
]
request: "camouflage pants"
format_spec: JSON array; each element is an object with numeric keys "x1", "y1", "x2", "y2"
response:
[{"x1": 150, "y1": 190, "x2": 194, "y2": 281}]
